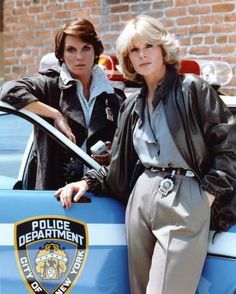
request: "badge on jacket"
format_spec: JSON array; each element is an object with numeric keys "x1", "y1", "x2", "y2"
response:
[
  {"x1": 105, "y1": 98, "x2": 114, "y2": 121},
  {"x1": 105, "y1": 107, "x2": 114, "y2": 121}
]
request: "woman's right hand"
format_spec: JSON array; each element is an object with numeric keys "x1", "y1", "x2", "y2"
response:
[
  {"x1": 54, "y1": 114, "x2": 76, "y2": 143},
  {"x1": 24, "y1": 101, "x2": 76, "y2": 143},
  {"x1": 55, "y1": 180, "x2": 89, "y2": 208}
]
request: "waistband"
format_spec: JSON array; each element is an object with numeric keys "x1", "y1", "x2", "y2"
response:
[{"x1": 148, "y1": 166, "x2": 195, "y2": 177}]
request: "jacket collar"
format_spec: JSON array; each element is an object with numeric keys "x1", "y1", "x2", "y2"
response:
[
  {"x1": 134, "y1": 65, "x2": 178, "y2": 118},
  {"x1": 58, "y1": 63, "x2": 114, "y2": 96}
]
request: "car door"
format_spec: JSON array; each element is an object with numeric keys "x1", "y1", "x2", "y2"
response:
[{"x1": 0, "y1": 101, "x2": 130, "y2": 294}]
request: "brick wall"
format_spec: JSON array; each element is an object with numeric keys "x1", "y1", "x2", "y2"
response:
[{"x1": 2, "y1": 0, "x2": 236, "y2": 95}]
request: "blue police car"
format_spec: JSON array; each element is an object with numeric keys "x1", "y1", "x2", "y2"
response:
[
  {"x1": 0, "y1": 56, "x2": 236, "y2": 293},
  {"x1": 0, "y1": 101, "x2": 130, "y2": 294}
]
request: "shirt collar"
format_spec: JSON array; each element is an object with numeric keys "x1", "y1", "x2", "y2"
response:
[
  {"x1": 152, "y1": 65, "x2": 178, "y2": 107},
  {"x1": 134, "y1": 65, "x2": 178, "y2": 118},
  {"x1": 60, "y1": 63, "x2": 114, "y2": 98}
]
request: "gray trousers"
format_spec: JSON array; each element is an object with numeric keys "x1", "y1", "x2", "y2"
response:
[{"x1": 125, "y1": 170, "x2": 211, "y2": 294}]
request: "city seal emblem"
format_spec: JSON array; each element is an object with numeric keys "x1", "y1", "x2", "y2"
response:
[{"x1": 14, "y1": 216, "x2": 88, "y2": 294}]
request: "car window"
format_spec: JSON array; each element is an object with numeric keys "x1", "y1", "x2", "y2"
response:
[
  {"x1": 0, "y1": 102, "x2": 101, "y2": 190},
  {"x1": 0, "y1": 112, "x2": 32, "y2": 189}
]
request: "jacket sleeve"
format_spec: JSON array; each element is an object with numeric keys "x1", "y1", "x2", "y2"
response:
[
  {"x1": 0, "y1": 73, "x2": 54, "y2": 110},
  {"x1": 193, "y1": 77, "x2": 236, "y2": 198},
  {"x1": 83, "y1": 94, "x2": 139, "y2": 203}
]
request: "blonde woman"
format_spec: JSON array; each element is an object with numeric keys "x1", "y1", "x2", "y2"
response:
[{"x1": 56, "y1": 15, "x2": 236, "y2": 294}]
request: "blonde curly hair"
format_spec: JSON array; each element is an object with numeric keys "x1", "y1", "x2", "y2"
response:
[{"x1": 116, "y1": 15, "x2": 180, "y2": 83}]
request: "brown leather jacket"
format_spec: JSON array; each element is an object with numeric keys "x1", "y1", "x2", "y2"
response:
[{"x1": 86, "y1": 67, "x2": 236, "y2": 232}]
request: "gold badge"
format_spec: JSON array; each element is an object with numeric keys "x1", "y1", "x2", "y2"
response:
[
  {"x1": 105, "y1": 98, "x2": 114, "y2": 121},
  {"x1": 105, "y1": 107, "x2": 114, "y2": 121}
]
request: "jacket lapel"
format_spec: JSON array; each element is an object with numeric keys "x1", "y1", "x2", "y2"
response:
[
  {"x1": 59, "y1": 82, "x2": 117, "y2": 138},
  {"x1": 59, "y1": 82, "x2": 86, "y2": 128},
  {"x1": 88, "y1": 94, "x2": 116, "y2": 137},
  {"x1": 163, "y1": 74, "x2": 201, "y2": 176}
]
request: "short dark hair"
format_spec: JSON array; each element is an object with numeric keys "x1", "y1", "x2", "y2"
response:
[{"x1": 55, "y1": 19, "x2": 104, "y2": 65}]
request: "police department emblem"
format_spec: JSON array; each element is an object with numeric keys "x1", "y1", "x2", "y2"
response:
[{"x1": 14, "y1": 216, "x2": 88, "y2": 294}]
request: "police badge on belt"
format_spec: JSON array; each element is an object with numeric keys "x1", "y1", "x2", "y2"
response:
[{"x1": 159, "y1": 170, "x2": 175, "y2": 196}]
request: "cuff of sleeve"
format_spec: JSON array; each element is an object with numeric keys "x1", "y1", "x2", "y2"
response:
[
  {"x1": 81, "y1": 175, "x2": 99, "y2": 193},
  {"x1": 202, "y1": 182, "x2": 220, "y2": 198}
]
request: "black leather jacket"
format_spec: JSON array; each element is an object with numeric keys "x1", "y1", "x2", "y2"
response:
[{"x1": 86, "y1": 67, "x2": 236, "y2": 232}]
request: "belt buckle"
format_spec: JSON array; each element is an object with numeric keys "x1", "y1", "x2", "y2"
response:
[
  {"x1": 158, "y1": 177, "x2": 174, "y2": 196},
  {"x1": 185, "y1": 170, "x2": 195, "y2": 177}
]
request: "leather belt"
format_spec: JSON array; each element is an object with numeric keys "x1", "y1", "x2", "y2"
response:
[{"x1": 149, "y1": 167, "x2": 195, "y2": 177}]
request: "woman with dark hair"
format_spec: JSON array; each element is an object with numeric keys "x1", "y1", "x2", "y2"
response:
[
  {"x1": 0, "y1": 19, "x2": 123, "y2": 189},
  {"x1": 55, "y1": 15, "x2": 236, "y2": 294}
]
